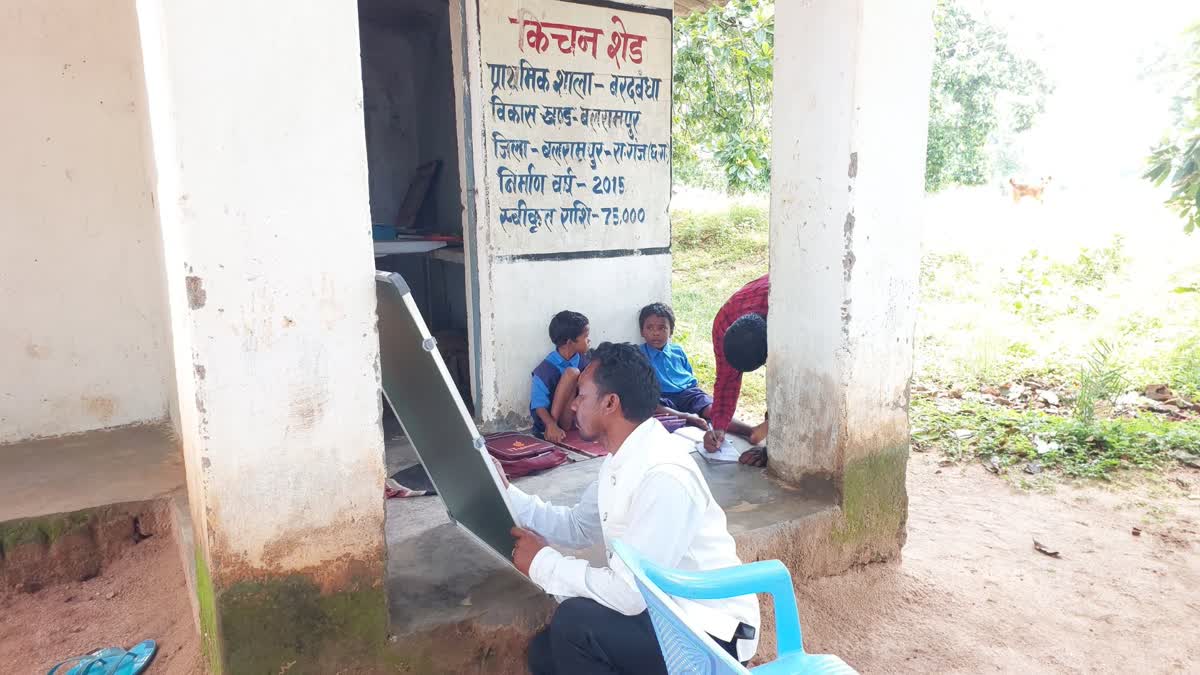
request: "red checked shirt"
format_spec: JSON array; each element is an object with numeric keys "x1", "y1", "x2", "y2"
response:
[{"x1": 710, "y1": 275, "x2": 769, "y2": 431}]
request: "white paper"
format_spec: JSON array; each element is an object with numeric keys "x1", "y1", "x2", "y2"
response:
[{"x1": 671, "y1": 427, "x2": 752, "y2": 464}]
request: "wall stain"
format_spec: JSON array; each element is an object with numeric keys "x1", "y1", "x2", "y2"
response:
[
  {"x1": 842, "y1": 212, "x2": 856, "y2": 282},
  {"x1": 288, "y1": 387, "x2": 328, "y2": 430},
  {"x1": 25, "y1": 343, "x2": 50, "y2": 359},
  {"x1": 847, "y1": 151, "x2": 858, "y2": 178},
  {"x1": 81, "y1": 396, "x2": 117, "y2": 423},
  {"x1": 186, "y1": 276, "x2": 207, "y2": 309}
]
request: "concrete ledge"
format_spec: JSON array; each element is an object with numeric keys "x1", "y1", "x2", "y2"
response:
[
  {"x1": 384, "y1": 447, "x2": 839, "y2": 674},
  {"x1": 0, "y1": 422, "x2": 183, "y2": 522}
]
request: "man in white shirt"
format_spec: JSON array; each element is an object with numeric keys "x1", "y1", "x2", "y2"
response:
[{"x1": 495, "y1": 342, "x2": 761, "y2": 674}]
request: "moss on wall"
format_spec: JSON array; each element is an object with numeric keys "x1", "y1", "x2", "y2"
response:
[
  {"x1": 194, "y1": 549, "x2": 223, "y2": 675},
  {"x1": 833, "y1": 445, "x2": 909, "y2": 549},
  {"x1": 0, "y1": 510, "x2": 93, "y2": 554},
  {"x1": 216, "y1": 573, "x2": 389, "y2": 674}
]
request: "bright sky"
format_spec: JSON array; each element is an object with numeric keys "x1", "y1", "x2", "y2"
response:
[{"x1": 969, "y1": 0, "x2": 1199, "y2": 186}]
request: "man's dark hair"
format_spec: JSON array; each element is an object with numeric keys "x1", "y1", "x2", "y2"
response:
[
  {"x1": 723, "y1": 313, "x2": 767, "y2": 372},
  {"x1": 548, "y1": 310, "x2": 589, "y2": 347},
  {"x1": 589, "y1": 342, "x2": 660, "y2": 423},
  {"x1": 638, "y1": 302, "x2": 676, "y2": 333}
]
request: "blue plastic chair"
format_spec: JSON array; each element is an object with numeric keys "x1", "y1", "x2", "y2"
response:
[{"x1": 612, "y1": 539, "x2": 857, "y2": 675}]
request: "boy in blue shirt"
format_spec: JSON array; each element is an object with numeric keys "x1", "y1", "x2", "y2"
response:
[
  {"x1": 530, "y1": 310, "x2": 591, "y2": 442},
  {"x1": 638, "y1": 303, "x2": 716, "y2": 430}
]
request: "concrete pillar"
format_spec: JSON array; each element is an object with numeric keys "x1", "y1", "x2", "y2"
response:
[
  {"x1": 767, "y1": 0, "x2": 934, "y2": 561},
  {"x1": 136, "y1": 2, "x2": 387, "y2": 672}
]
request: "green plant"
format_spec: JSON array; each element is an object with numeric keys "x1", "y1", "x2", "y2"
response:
[
  {"x1": 1001, "y1": 249, "x2": 1055, "y2": 319},
  {"x1": 1054, "y1": 235, "x2": 1129, "y2": 289},
  {"x1": 925, "y1": 0, "x2": 1053, "y2": 191},
  {"x1": 1145, "y1": 23, "x2": 1200, "y2": 235},
  {"x1": 1164, "y1": 335, "x2": 1200, "y2": 400},
  {"x1": 1074, "y1": 339, "x2": 1130, "y2": 426},
  {"x1": 673, "y1": 0, "x2": 775, "y2": 193},
  {"x1": 913, "y1": 397, "x2": 1200, "y2": 481}
]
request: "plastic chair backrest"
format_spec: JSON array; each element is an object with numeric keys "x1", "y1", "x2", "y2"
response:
[{"x1": 614, "y1": 540, "x2": 750, "y2": 675}]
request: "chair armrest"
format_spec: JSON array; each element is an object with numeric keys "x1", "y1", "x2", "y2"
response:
[{"x1": 643, "y1": 559, "x2": 804, "y2": 655}]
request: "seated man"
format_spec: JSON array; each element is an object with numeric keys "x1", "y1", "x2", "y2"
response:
[{"x1": 496, "y1": 342, "x2": 760, "y2": 674}]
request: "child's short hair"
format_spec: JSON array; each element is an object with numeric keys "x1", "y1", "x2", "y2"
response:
[
  {"x1": 549, "y1": 310, "x2": 589, "y2": 346},
  {"x1": 638, "y1": 302, "x2": 675, "y2": 333}
]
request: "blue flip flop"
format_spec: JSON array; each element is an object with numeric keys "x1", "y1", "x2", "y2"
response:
[
  {"x1": 47, "y1": 648, "x2": 125, "y2": 675},
  {"x1": 107, "y1": 640, "x2": 157, "y2": 675}
]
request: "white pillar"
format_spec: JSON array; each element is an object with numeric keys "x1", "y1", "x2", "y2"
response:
[
  {"x1": 136, "y1": 1, "x2": 387, "y2": 669},
  {"x1": 767, "y1": 0, "x2": 933, "y2": 550}
]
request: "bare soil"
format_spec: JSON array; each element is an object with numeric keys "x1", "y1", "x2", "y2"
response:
[
  {"x1": 799, "y1": 454, "x2": 1200, "y2": 674},
  {"x1": 1, "y1": 454, "x2": 1195, "y2": 674},
  {"x1": 0, "y1": 534, "x2": 201, "y2": 674}
]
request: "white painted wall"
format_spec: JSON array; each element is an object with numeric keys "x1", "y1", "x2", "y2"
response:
[
  {"x1": 767, "y1": 0, "x2": 933, "y2": 479},
  {"x1": 0, "y1": 0, "x2": 171, "y2": 444},
  {"x1": 461, "y1": 0, "x2": 676, "y2": 426},
  {"x1": 483, "y1": 254, "x2": 672, "y2": 427},
  {"x1": 137, "y1": 0, "x2": 384, "y2": 570}
]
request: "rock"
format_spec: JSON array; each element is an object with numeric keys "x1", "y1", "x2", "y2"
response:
[
  {"x1": 1144, "y1": 398, "x2": 1174, "y2": 414},
  {"x1": 1024, "y1": 462, "x2": 1043, "y2": 475},
  {"x1": 982, "y1": 386, "x2": 1002, "y2": 397},
  {"x1": 1006, "y1": 383, "x2": 1027, "y2": 401},
  {"x1": 1145, "y1": 384, "x2": 1174, "y2": 402},
  {"x1": 1170, "y1": 450, "x2": 1200, "y2": 469},
  {"x1": 1033, "y1": 539, "x2": 1061, "y2": 558},
  {"x1": 1115, "y1": 392, "x2": 1141, "y2": 407},
  {"x1": 1167, "y1": 397, "x2": 1199, "y2": 411},
  {"x1": 1033, "y1": 436, "x2": 1060, "y2": 455},
  {"x1": 951, "y1": 429, "x2": 975, "y2": 440},
  {"x1": 105, "y1": 591, "x2": 116, "y2": 600},
  {"x1": 1131, "y1": 527, "x2": 1142, "y2": 537},
  {"x1": 1038, "y1": 390, "x2": 1060, "y2": 406},
  {"x1": 984, "y1": 456, "x2": 1001, "y2": 474}
]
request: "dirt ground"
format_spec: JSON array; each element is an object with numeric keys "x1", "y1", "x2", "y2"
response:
[
  {"x1": 0, "y1": 534, "x2": 201, "y2": 674},
  {"x1": 2, "y1": 454, "x2": 1195, "y2": 674},
  {"x1": 799, "y1": 453, "x2": 1200, "y2": 674}
]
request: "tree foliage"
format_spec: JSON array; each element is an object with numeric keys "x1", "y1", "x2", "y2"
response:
[
  {"x1": 925, "y1": 0, "x2": 1052, "y2": 191},
  {"x1": 672, "y1": 0, "x2": 774, "y2": 193},
  {"x1": 1145, "y1": 23, "x2": 1200, "y2": 235},
  {"x1": 671, "y1": 0, "x2": 1050, "y2": 194}
]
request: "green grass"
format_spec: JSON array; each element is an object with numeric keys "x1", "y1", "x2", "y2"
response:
[
  {"x1": 913, "y1": 397, "x2": 1200, "y2": 480},
  {"x1": 671, "y1": 187, "x2": 1200, "y2": 483},
  {"x1": 670, "y1": 199, "x2": 769, "y2": 421}
]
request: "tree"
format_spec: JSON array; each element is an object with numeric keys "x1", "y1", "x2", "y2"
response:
[
  {"x1": 672, "y1": 0, "x2": 774, "y2": 193},
  {"x1": 1145, "y1": 23, "x2": 1200, "y2": 235},
  {"x1": 671, "y1": 0, "x2": 1050, "y2": 194},
  {"x1": 925, "y1": 0, "x2": 1052, "y2": 191}
]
